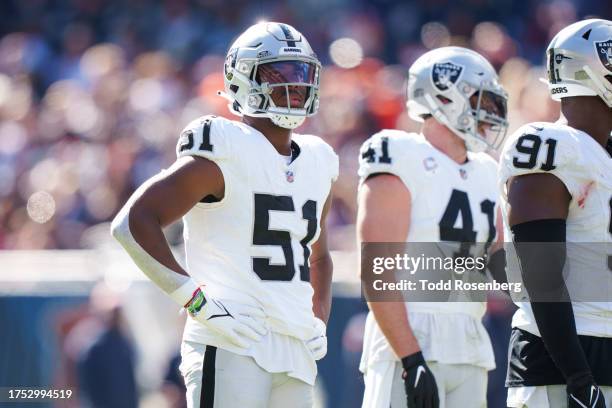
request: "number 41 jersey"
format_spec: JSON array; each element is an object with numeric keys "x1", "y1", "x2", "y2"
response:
[
  {"x1": 358, "y1": 130, "x2": 499, "y2": 261},
  {"x1": 176, "y1": 116, "x2": 338, "y2": 350},
  {"x1": 498, "y1": 122, "x2": 612, "y2": 337},
  {"x1": 358, "y1": 130, "x2": 498, "y2": 371}
]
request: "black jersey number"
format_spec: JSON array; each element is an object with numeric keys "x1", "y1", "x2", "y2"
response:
[
  {"x1": 512, "y1": 134, "x2": 557, "y2": 171},
  {"x1": 252, "y1": 194, "x2": 318, "y2": 281},
  {"x1": 362, "y1": 137, "x2": 392, "y2": 164},
  {"x1": 439, "y1": 189, "x2": 496, "y2": 256},
  {"x1": 179, "y1": 118, "x2": 214, "y2": 152}
]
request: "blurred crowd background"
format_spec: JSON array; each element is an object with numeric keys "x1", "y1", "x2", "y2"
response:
[
  {"x1": 0, "y1": 0, "x2": 610, "y2": 407},
  {"x1": 3, "y1": 0, "x2": 611, "y2": 250}
]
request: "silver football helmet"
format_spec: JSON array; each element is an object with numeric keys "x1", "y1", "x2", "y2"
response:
[
  {"x1": 220, "y1": 22, "x2": 321, "y2": 129},
  {"x1": 545, "y1": 19, "x2": 612, "y2": 107},
  {"x1": 407, "y1": 46, "x2": 508, "y2": 152}
]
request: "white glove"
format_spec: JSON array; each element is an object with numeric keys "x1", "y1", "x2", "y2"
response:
[
  {"x1": 306, "y1": 317, "x2": 327, "y2": 360},
  {"x1": 186, "y1": 288, "x2": 268, "y2": 349}
]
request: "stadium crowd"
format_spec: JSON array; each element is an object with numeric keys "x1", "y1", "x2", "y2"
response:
[{"x1": 0, "y1": 0, "x2": 609, "y2": 250}]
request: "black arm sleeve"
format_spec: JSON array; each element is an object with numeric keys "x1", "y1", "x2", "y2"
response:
[
  {"x1": 511, "y1": 219, "x2": 593, "y2": 391},
  {"x1": 487, "y1": 248, "x2": 507, "y2": 285}
]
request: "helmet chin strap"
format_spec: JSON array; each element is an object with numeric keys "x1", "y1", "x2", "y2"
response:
[
  {"x1": 217, "y1": 90, "x2": 244, "y2": 117},
  {"x1": 217, "y1": 90, "x2": 233, "y2": 103}
]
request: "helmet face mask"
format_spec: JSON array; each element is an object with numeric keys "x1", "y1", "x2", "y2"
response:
[
  {"x1": 407, "y1": 46, "x2": 509, "y2": 152},
  {"x1": 545, "y1": 19, "x2": 612, "y2": 107},
  {"x1": 221, "y1": 23, "x2": 321, "y2": 129},
  {"x1": 469, "y1": 89, "x2": 508, "y2": 150},
  {"x1": 255, "y1": 60, "x2": 319, "y2": 113}
]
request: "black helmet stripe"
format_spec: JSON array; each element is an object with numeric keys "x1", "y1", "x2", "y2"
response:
[
  {"x1": 547, "y1": 48, "x2": 558, "y2": 84},
  {"x1": 279, "y1": 23, "x2": 297, "y2": 47}
]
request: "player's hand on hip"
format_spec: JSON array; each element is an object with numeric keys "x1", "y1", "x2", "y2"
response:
[
  {"x1": 401, "y1": 351, "x2": 439, "y2": 408},
  {"x1": 185, "y1": 288, "x2": 268, "y2": 348},
  {"x1": 306, "y1": 317, "x2": 327, "y2": 360},
  {"x1": 568, "y1": 381, "x2": 607, "y2": 408}
]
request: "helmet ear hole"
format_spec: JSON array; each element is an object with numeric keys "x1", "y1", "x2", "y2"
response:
[
  {"x1": 230, "y1": 84, "x2": 239, "y2": 94},
  {"x1": 458, "y1": 114, "x2": 474, "y2": 128},
  {"x1": 248, "y1": 95, "x2": 263, "y2": 109}
]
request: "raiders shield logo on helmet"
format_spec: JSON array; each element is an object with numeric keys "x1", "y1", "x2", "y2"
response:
[
  {"x1": 431, "y1": 62, "x2": 463, "y2": 91},
  {"x1": 595, "y1": 39, "x2": 612, "y2": 72}
]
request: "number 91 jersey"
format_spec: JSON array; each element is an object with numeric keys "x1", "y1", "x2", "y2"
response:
[
  {"x1": 176, "y1": 115, "x2": 338, "y2": 343},
  {"x1": 498, "y1": 122, "x2": 612, "y2": 337}
]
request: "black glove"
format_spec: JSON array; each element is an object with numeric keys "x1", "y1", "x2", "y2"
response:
[
  {"x1": 567, "y1": 374, "x2": 607, "y2": 408},
  {"x1": 401, "y1": 351, "x2": 439, "y2": 408}
]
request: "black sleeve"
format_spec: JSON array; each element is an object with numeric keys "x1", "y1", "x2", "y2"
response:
[
  {"x1": 511, "y1": 219, "x2": 593, "y2": 390},
  {"x1": 486, "y1": 248, "x2": 507, "y2": 285}
]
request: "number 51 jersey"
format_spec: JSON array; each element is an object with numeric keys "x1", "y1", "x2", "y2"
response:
[{"x1": 176, "y1": 116, "x2": 338, "y2": 345}]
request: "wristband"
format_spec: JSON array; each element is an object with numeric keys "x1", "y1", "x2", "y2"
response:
[
  {"x1": 401, "y1": 351, "x2": 425, "y2": 371},
  {"x1": 567, "y1": 371, "x2": 595, "y2": 394},
  {"x1": 185, "y1": 287, "x2": 207, "y2": 316}
]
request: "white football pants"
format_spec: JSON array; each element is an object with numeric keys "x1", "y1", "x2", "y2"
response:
[
  {"x1": 363, "y1": 360, "x2": 488, "y2": 408},
  {"x1": 180, "y1": 341, "x2": 313, "y2": 408}
]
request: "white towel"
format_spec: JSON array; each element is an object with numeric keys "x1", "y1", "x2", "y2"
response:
[{"x1": 361, "y1": 360, "x2": 396, "y2": 408}]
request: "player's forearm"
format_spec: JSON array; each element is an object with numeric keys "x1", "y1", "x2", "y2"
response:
[
  {"x1": 128, "y1": 208, "x2": 187, "y2": 276},
  {"x1": 310, "y1": 253, "x2": 333, "y2": 323},
  {"x1": 512, "y1": 219, "x2": 593, "y2": 384},
  {"x1": 111, "y1": 203, "x2": 196, "y2": 306},
  {"x1": 367, "y1": 301, "x2": 420, "y2": 359}
]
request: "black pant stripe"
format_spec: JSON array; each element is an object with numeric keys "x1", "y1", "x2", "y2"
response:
[{"x1": 200, "y1": 345, "x2": 217, "y2": 408}]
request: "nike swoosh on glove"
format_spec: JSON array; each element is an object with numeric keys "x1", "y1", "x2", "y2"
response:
[
  {"x1": 401, "y1": 351, "x2": 439, "y2": 408},
  {"x1": 306, "y1": 317, "x2": 327, "y2": 360},
  {"x1": 568, "y1": 382, "x2": 607, "y2": 408},
  {"x1": 186, "y1": 288, "x2": 268, "y2": 349}
]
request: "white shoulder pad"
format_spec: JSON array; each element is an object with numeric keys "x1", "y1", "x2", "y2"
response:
[
  {"x1": 358, "y1": 130, "x2": 425, "y2": 188},
  {"x1": 176, "y1": 116, "x2": 232, "y2": 162},
  {"x1": 294, "y1": 134, "x2": 339, "y2": 183},
  {"x1": 498, "y1": 122, "x2": 586, "y2": 197}
]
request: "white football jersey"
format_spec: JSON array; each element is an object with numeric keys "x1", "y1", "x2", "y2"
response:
[
  {"x1": 176, "y1": 115, "x2": 338, "y2": 384},
  {"x1": 498, "y1": 122, "x2": 612, "y2": 338},
  {"x1": 358, "y1": 130, "x2": 497, "y2": 371}
]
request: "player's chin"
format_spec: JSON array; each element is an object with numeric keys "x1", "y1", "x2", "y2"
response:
[{"x1": 290, "y1": 99, "x2": 306, "y2": 108}]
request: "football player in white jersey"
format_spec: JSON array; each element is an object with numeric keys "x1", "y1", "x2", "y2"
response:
[
  {"x1": 499, "y1": 19, "x2": 612, "y2": 408},
  {"x1": 111, "y1": 22, "x2": 338, "y2": 408},
  {"x1": 357, "y1": 47, "x2": 509, "y2": 408}
]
